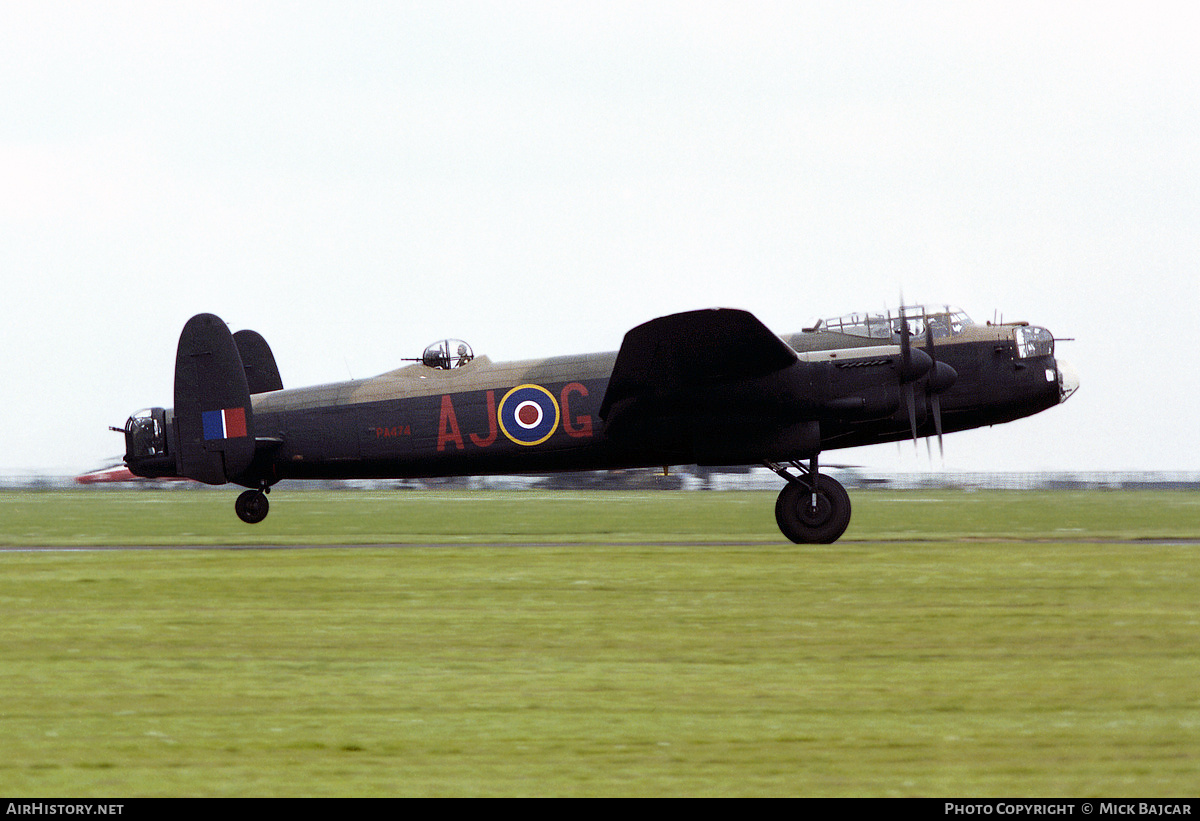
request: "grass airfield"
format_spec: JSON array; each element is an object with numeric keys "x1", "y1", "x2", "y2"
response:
[{"x1": 1, "y1": 488, "x2": 1198, "y2": 796}]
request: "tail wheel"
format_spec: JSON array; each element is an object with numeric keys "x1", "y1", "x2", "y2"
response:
[
  {"x1": 235, "y1": 489, "x2": 270, "y2": 524},
  {"x1": 775, "y1": 475, "x2": 851, "y2": 544}
]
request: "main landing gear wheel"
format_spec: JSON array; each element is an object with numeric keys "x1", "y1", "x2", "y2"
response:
[
  {"x1": 235, "y1": 489, "x2": 270, "y2": 524},
  {"x1": 775, "y1": 474, "x2": 851, "y2": 544}
]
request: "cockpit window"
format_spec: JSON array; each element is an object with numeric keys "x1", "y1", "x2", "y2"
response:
[
  {"x1": 813, "y1": 306, "x2": 972, "y2": 340},
  {"x1": 421, "y1": 339, "x2": 474, "y2": 369},
  {"x1": 1014, "y1": 326, "x2": 1054, "y2": 359}
]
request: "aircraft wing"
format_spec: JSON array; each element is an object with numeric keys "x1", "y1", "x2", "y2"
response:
[{"x1": 598, "y1": 308, "x2": 799, "y2": 421}]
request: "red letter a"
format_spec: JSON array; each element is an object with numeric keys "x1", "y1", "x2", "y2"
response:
[{"x1": 438, "y1": 395, "x2": 464, "y2": 451}]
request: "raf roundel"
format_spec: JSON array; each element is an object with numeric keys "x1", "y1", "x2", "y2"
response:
[{"x1": 498, "y1": 384, "x2": 561, "y2": 446}]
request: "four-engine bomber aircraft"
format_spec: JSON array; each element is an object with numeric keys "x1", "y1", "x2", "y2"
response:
[{"x1": 118, "y1": 306, "x2": 1078, "y2": 543}]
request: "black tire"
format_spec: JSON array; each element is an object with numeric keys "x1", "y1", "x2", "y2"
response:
[
  {"x1": 235, "y1": 489, "x2": 270, "y2": 524},
  {"x1": 774, "y1": 475, "x2": 851, "y2": 544}
]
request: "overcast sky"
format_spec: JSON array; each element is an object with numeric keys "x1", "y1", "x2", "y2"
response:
[{"x1": 3, "y1": 1, "x2": 1197, "y2": 476}]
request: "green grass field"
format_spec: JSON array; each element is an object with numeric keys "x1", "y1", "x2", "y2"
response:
[{"x1": 1, "y1": 488, "x2": 1198, "y2": 796}]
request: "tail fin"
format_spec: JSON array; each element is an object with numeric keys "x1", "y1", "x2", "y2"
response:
[
  {"x1": 233, "y1": 329, "x2": 284, "y2": 393},
  {"x1": 174, "y1": 314, "x2": 256, "y2": 484}
]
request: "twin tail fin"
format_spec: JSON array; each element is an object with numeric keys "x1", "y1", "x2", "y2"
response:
[{"x1": 174, "y1": 314, "x2": 281, "y2": 485}]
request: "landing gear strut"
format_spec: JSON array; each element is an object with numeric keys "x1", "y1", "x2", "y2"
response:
[
  {"x1": 235, "y1": 485, "x2": 270, "y2": 524},
  {"x1": 766, "y1": 457, "x2": 851, "y2": 544}
]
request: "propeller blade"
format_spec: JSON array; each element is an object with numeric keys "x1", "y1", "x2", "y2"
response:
[
  {"x1": 904, "y1": 382, "x2": 918, "y2": 448},
  {"x1": 896, "y1": 315, "x2": 933, "y2": 383},
  {"x1": 932, "y1": 393, "x2": 945, "y2": 458},
  {"x1": 922, "y1": 309, "x2": 952, "y2": 458}
]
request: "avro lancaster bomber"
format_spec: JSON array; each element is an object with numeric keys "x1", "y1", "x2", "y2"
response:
[{"x1": 119, "y1": 305, "x2": 1077, "y2": 543}]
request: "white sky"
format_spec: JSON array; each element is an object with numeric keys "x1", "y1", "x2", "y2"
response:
[{"x1": 3, "y1": 1, "x2": 1197, "y2": 476}]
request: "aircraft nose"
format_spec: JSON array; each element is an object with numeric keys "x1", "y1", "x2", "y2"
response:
[{"x1": 1056, "y1": 359, "x2": 1080, "y2": 403}]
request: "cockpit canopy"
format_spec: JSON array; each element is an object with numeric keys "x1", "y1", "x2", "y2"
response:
[
  {"x1": 421, "y1": 339, "x2": 474, "y2": 370},
  {"x1": 810, "y1": 305, "x2": 973, "y2": 341}
]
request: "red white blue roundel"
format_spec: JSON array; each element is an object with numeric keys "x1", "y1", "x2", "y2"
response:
[{"x1": 498, "y1": 384, "x2": 560, "y2": 446}]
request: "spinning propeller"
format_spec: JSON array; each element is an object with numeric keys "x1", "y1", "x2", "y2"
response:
[
  {"x1": 895, "y1": 305, "x2": 958, "y2": 456},
  {"x1": 923, "y1": 314, "x2": 958, "y2": 456}
]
